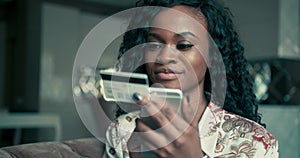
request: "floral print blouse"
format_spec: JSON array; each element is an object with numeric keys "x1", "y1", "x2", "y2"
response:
[{"x1": 103, "y1": 102, "x2": 279, "y2": 158}]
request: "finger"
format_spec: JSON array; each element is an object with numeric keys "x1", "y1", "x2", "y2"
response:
[
  {"x1": 132, "y1": 92, "x2": 149, "y2": 106},
  {"x1": 137, "y1": 117, "x2": 189, "y2": 151},
  {"x1": 166, "y1": 111, "x2": 191, "y2": 134},
  {"x1": 181, "y1": 95, "x2": 193, "y2": 123},
  {"x1": 181, "y1": 94, "x2": 198, "y2": 127},
  {"x1": 134, "y1": 93, "x2": 190, "y2": 141},
  {"x1": 146, "y1": 94, "x2": 191, "y2": 135},
  {"x1": 135, "y1": 119, "x2": 170, "y2": 148},
  {"x1": 147, "y1": 102, "x2": 174, "y2": 125},
  {"x1": 140, "y1": 142, "x2": 170, "y2": 158},
  {"x1": 129, "y1": 152, "x2": 143, "y2": 158},
  {"x1": 127, "y1": 131, "x2": 142, "y2": 152},
  {"x1": 134, "y1": 92, "x2": 178, "y2": 119},
  {"x1": 146, "y1": 93, "x2": 166, "y2": 116},
  {"x1": 139, "y1": 140, "x2": 157, "y2": 152},
  {"x1": 153, "y1": 94, "x2": 191, "y2": 131},
  {"x1": 140, "y1": 95, "x2": 185, "y2": 142},
  {"x1": 149, "y1": 92, "x2": 182, "y2": 121},
  {"x1": 181, "y1": 95, "x2": 189, "y2": 122},
  {"x1": 132, "y1": 92, "x2": 172, "y2": 125},
  {"x1": 137, "y1": 93, "x2": 163, "y2": 118}
]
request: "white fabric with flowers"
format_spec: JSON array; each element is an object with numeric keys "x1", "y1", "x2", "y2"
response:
[{"x1": 103, "y1": 102, "x2": 278, "y2": 158}]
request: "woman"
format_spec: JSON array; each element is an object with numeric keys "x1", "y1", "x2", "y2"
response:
[{"x1": 103, "y1": 0, "x2": 278, "y2": 157}]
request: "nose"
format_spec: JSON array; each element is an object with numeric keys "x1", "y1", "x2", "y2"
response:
[{"x1": 156, "y1": 45, "x2": 177, "y2": 65}]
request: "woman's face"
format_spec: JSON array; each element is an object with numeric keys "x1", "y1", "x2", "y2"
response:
[{"x1": 144, "y1": 5, "x2": 209, "y2": 92}]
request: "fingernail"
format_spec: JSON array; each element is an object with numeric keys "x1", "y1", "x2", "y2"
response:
[{"x1": 132, "y1": 92, "x2": 142, "y2": 101}]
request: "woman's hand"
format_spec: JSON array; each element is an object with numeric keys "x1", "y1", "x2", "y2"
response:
[{"x1": 128, "y1": 92, "x2": 203, "y2": 158}]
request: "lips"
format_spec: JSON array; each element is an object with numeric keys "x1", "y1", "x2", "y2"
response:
[{"x1": 154, "y1": 68, "x2": 183, "y2": 80}]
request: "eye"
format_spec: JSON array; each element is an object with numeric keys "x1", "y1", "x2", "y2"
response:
[
  {"x1": 176, "y1": 43, "x2": 194, "y2": 51},
  {"x1": 144, "y1": 42, "x2": 164, "y2": 52}
]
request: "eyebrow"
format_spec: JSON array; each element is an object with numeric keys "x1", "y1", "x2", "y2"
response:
[
  {"x1": 147, "y1": 31, "x2": 199, "y2": 41},
  {"x1": 147, "y1": 32, "x2": 163, "y2": 41},
  {"x1": 174, "y1": 32, "x2": 198, "y2": 39}
]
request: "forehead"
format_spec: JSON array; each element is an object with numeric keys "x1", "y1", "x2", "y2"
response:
[{"x1": 150, "y1": 5, "x2": 207, "y2": 36}]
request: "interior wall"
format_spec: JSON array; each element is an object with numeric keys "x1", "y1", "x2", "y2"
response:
[
  {"x1": 40, "y1": 2, "x2": 122, "y2": 141},
  {"x1": 224, "y1": 0, "x2": 279, "y2": 60},
  {"x1": 40, "y1": 2, "x2": 95, "y2": 140},
  {"x1": 260, "y1": 105, "x2": 300, "y2": 158},
  {"x1": 278, "y1": 0, "x2": 300, "y2": 59},
  {"x1": 0, "y1": 22, "x2": 5, "y2": 111}
]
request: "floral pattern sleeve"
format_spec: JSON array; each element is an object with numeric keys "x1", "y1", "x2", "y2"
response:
[
  {"x1": 253, "y1": 139, "x2": 278, "y2": 158},
  {"x1": 199, "y1": 103, "x2": 279, "y2": 158},
  {"x1": 103, "y1": 102, "x2": 279, "y2": 158},
  {"x1": 103, "y1": 111, "x2": 140, "y2": 158}
]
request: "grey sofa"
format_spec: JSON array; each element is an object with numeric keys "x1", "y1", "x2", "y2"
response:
[{"x1": 0, "y1": 138, "x2": 104, "y2": 158}]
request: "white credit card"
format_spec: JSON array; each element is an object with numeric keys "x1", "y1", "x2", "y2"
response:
[
  {"x1": 99, "y1": 70, "x2": 149, "y2": 103},
  {"x1": 142, "y1": 87, "x2": 183, "y2": 127},
  {"x1": 149, "y1": 87, "x2": 183, "y2": 110}
]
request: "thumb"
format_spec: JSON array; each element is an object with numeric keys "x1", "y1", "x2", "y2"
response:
[{"x1": 132, "y1": 92, "x2": 149, "y2": 106}]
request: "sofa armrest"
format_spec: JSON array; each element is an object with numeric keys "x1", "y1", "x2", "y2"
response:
[
  {"x1": 0, "y1": 138, "x2": 104, "y2": 158},
  {"x1": 0, "y1": 149, "x2": 13, "y2": 158}
]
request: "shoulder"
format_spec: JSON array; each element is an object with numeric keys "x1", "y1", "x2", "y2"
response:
[
  {"x1": 201, "y1": 103, "x2": 278, "y2": 157},
  {"x1": 222, "y1": 109, "x2": 276, "y2": 146},
  {"x1": 209, "y1": 103, "x2": 279, "y2": 157}
]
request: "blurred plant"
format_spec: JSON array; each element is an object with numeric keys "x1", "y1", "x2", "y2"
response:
[
  {"x1": 73, "y1": 66, "x2": 101, "y2": 98},
  {"x1": 248, "y1": 63, "x2": 271, "y2": 103}
]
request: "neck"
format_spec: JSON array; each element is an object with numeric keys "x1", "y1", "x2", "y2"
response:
[{"x1": 183, "y1": 83, "x2": 208, "y2": 125}]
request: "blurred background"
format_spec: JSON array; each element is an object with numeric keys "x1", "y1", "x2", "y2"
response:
[{"x1": 0, "y1": 0, "x2": 299, "y2": 157}]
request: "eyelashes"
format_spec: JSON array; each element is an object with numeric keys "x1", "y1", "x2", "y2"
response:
[
  {"x1": 176, "y1": 43, "x2": 194, "y2": 51},
  {"x1": 144, "y1": 42, "x2": 194, "y2": 52},
  {"x1": 144, "y1": 43, "x2": 163, "y2": 51}
]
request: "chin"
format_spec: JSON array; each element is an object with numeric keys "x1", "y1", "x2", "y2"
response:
[{"x1": 151, "y1": 80, "x2": 182, "y2": 90}]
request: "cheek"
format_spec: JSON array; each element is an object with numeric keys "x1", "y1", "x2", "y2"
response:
[
  {"x1": 144, "y1": 53, "x2": 156, "y2": 63},
  {"x1": 144, "y1": 53, "x2": 157, "y2": 75},
  {"x1": 185, "y1": 52, "x2": 207, "y2": 78},
  {"x1": 145, "y1": 63, "x2": 153, "y2": 75}
]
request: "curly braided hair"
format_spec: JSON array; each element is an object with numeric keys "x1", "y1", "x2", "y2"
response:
[{"x1": 115, "y1": 0, "x2": 264, "y2": 127}]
